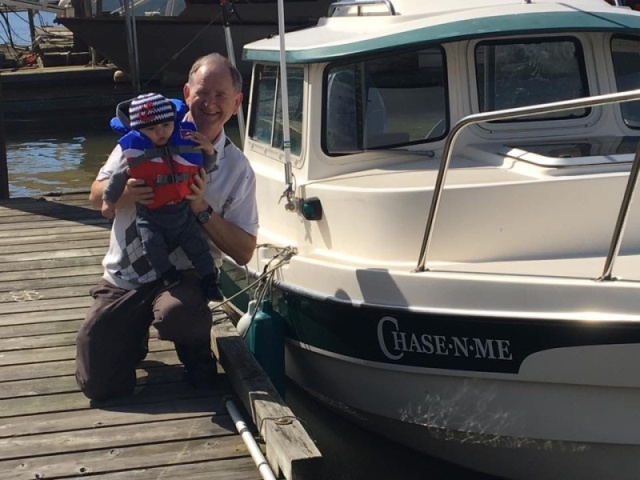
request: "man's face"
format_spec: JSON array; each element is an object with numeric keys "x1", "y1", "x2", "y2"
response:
[
  {"x1": 139, "y1": 121, "x2": 174, "y2": 146},
  {"x1": 184, "y1": 62, "x2": 243, "y2": 141}
]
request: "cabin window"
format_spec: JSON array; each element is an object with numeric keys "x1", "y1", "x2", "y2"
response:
[
  {"x1": 612, "y1": 36, "x2": 640, "y2": 129},
  {"x1": 322, "y1": 47, "x2": 448, "y2": 155},
  {"x1": 248, "y1": 64, "x2": 304, "y2": 156},
  {"x1": 474, "y1": 38, "x2": 588, "y2": 120}
]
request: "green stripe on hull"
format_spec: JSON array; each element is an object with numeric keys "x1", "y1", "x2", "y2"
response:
[{"x1": 221, "y1": 263, "x2": 640, "y2": 374}]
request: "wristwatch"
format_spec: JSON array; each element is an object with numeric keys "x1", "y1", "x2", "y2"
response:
[{"x1": 196, "y1": 204, "x2": 213, "y2": 225}]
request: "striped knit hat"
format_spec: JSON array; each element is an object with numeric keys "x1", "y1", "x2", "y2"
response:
[{"x1": 129, "y1": 93, "x2": 175, "y2": 130}]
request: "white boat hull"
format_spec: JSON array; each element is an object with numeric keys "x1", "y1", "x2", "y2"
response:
[{"x1": 286, "y1": 339, "x2": 640, "y2": 480}]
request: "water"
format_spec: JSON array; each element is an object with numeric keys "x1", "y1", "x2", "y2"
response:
[
  {"x1": 6, "y1": 127, "x2": 115, "y2": 198},
  {"x1": 4, "y1": 121, "x2": 500, "y2": 479}
]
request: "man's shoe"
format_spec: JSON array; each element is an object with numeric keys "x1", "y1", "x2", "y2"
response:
[
  {"x1": 135, "y1": 331, "x2": 150, "y2": 364},
  {"x1": 183, "y1": 358, "x2": 218, "y2": 388}
]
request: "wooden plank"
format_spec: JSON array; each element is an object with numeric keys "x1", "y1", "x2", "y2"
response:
[
  {"x1": 0, "y1": 331, "x2": 78, "y2": 350},
  {"x1": 0, "y1": 217, "x2": 108, "y2": 231},
  {"x1": 0, "y1": 349, "x2": 178, "y2": 382},
  {"x1": 0, "y1": 264, "x2": 103, "y2": 283},
  {"x1": 0, "y1": 380, "x2": 224, "y2": 418},
  {"x1": 0, "y1": 274, "x2": 102, "y2": 293},
  {"x1": 0, "y1": 307, "x2": 89, "y2": 326},
  {"x1": 0, "y1": 224, "x2": 106, "y2": 238},
  {"x1": 0, "y1": 247, "x2": 109, "y2": 265},
  {"x1": 0, "y1": 238, "x2": 109, "y2": 255},
  {"x1": 0, "y1": 296, "x2": 92, "y2": 313},
  {"x1": 61, "y1": 458, "x2": 263, "y2": 480},
  {"x1": 0, "y1": 215, "x2": 105, "y2": 230},
  {"x1": 0, "y1": 395, "x2": 224, "y2": 438},
  {"x1": 0, "y1": 255, "x2": 105, "y2": 273},
  {"x1": 0, "y1": 284, "x2": 98, "y2": 303},
  {"x1": 0, "y1": 415, "x2": 238, "y2": 460},
  {"x1": 211, "y1": 311, "x2": 323, "y2": 480},
  {"x1": 0, "y1": 230, "x2": 108, "y2": 246},
  {"x1": 0, "y1": 338, "x2": 172, "y2": 366},
  {"x1": 0, "y1": 318, "x2": 82, "y2": 337},
  {"x1": 0, "y1": 210, "x2": 105, "y2": 226},
  {"x1": 0, "y1": 434, "x2": 251, "y2": 480},
  {"x1": 0, "y1": 324, "x2": 154, "y2": 349}
]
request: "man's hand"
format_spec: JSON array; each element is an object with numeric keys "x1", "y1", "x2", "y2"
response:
[
  {"x1": 183, "y1": 130, "x2": 215, "y2": 156},
  {"x1": 186, "y1": 168, "x2": 208, "y2": 213}
]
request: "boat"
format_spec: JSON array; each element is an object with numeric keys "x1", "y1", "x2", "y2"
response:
[
  {"x1": 220, "y1": 0, "x2": 640, "y2": 478},
  {"x1": 53, "y1": 0, "x2": 334, "y2": 85}
]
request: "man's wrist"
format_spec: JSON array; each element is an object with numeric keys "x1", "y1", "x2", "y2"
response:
[{"x1": 196, "y1": 204, "x2": 213, "y2": 225}]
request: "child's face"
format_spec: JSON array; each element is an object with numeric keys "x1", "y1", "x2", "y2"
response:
[{"x1": 139, "y1": 121, "x2": 175, "y2": 146}]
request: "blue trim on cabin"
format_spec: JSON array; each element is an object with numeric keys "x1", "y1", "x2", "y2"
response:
[{"x1": 244, "y1": 11, "x2": 640, "y2": 63}]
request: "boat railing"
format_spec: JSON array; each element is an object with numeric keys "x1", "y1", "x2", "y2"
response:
[
  {"x1": 328, "y1": 0, "x2": 396, "y2": 16},
  {"x1": 415, "y1": 88, "x2": 640, "y2": 281}
]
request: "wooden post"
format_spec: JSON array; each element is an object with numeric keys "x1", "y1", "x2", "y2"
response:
[
  {"x1": 28, "y1": 9, "x2": 36, "y2": 47},
  {"x1": 211, "y1": 308, "x2": 323, "y2": 480},
  {"x1": 0, "y1": 76, "x2": 9, "y2": 199}
]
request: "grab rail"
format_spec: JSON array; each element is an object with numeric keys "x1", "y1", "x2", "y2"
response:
[{"x1": 415, "y1": 88, "x2": 640, "y2": 278}]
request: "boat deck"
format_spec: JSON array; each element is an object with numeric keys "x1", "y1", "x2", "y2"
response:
[{"x1": 0, "y1": 192, "x2": 318, "y2": 479}]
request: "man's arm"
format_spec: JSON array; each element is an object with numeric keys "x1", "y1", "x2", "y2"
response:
[
  {"x1": 188, "y1": 169, "x2": 257, "y2": 266},
  {"x1": 201, "y1": 211, "x2": 257, "y2": 266},
  {"x1": 88, "y1": 177, "x2": 153, "y2": 211}
]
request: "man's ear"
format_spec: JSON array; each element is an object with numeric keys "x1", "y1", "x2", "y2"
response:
[
  {"x1": 234, "y1": 92, "x2": 244, "y2": 113},
  {"x1": 183, "y1": 83, "x2": 191, "y2": 104}
]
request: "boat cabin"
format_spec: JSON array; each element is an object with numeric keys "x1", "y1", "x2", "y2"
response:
[{"x1": 240, "y1": 0, "x2": 640, "y2": 270}]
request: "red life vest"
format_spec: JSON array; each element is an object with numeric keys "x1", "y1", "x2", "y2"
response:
[{"x1": 118, "y1": 123, "x2": 203, "y2": 209}]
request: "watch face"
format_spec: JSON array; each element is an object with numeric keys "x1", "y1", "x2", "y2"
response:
[{"x1": 198, "y1": 211, "x2": 209, "y2": 224}]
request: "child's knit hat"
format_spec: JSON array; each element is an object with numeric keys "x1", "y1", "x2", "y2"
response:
[{"x1": 129, "y1": 92, "x2": 176, "y2": 130}]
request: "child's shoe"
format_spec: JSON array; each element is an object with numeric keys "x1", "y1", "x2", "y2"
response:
[
  {"x1": 202, "y1": 273, "x2": 223, "y2": 301},
  {"x1": 162, "y1": 268, "x2": 181, "y2": 289}
]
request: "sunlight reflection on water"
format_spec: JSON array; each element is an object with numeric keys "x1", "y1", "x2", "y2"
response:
[{"x1": 8, "y1": 130, "x2": 129, "y2": 198}]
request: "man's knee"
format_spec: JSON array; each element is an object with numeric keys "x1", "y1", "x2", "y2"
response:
[
  {"x1": 153, "y1": 273, "x2": 211, "y2": 343},
  {"x1": 75, "y1": 370, "x2": 135, "y2": 402}
]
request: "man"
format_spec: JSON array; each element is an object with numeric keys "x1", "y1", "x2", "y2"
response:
[{"x1": 76, "y1": 53, "x2": 258, "y2": 402}]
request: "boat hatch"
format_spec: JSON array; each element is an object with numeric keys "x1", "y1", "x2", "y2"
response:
[
  {"x1": 328, "y1": 0, "x2": 396, "y2": 17},
  {"x1": 499, "y1": 136, "x2": 640, "y2": 167}
]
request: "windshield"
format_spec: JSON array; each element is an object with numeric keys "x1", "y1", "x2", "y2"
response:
[{"x1": 323, "y1": 47, "x2": 448, "y2": 155}]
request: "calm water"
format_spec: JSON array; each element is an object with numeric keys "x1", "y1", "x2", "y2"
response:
[{"x1": 5, "y1": 122, "x2": 496, "y2": 480}]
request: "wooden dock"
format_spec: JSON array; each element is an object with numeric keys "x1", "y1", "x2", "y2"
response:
[{"x1": 0, "y1": 192, "x2": 322, "y2": 479}]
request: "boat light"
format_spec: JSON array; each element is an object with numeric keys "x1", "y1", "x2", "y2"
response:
[{"x1": 301, "y1": 197, "x2": 323, "y2": 221}]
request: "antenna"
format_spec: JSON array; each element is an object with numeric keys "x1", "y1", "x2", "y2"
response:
[{"x1": 276, "y1": 0, "x2": 297, "y2": 212}]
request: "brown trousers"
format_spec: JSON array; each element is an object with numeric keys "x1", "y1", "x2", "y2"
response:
[{"x1": 75, "y1": 269, "x2": 212, "y2": 401}]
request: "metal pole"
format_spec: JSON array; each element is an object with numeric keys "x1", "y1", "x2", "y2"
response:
[
  {"x1": 123, "y1": 0, "x2": 140, "y2": 92},
  {"x1": 599, "y1": 141, "x2": 640, "y2": 280},
  {"x1": 0, "y1": 76, "x2": 9, "y2": 199},
  {"x1": 221, "y1": 0, "x2": 245, "y2": 146},
  {"x1": 225, "y1": 398, "x2": 277, "y2": 480},
  {"x1": 277, "y1": 0, "x2": 296, "y2": 212}
]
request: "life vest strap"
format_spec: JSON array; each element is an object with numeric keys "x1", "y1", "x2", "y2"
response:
[
  {"x1": 127, "y1": 144, "x2": 201, "y2": 169},
  {"x1": 155, "y1": 173, "x2": 192, "y2": 185}
]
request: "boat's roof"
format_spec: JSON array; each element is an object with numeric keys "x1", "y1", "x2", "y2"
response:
[{"x1": 243, "y1": 0, "x2": 640, "y2": 63}]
